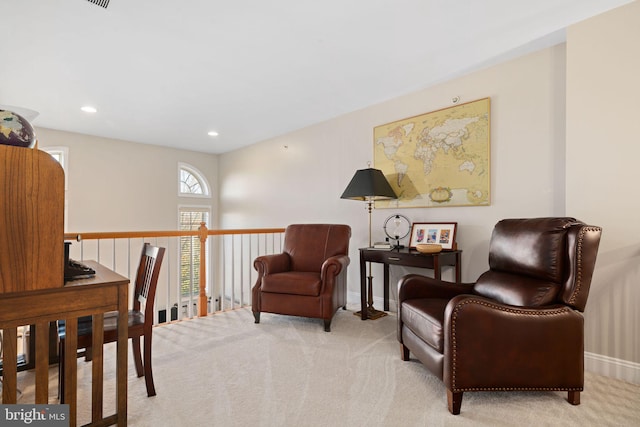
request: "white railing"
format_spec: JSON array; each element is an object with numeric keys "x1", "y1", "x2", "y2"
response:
[{"x1": 63, "y1": 226, "x2": 285, "y2": 324}]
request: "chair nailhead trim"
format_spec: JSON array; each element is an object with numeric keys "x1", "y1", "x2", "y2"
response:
[
  {"x1": 568, "y1": 226, "x2": 600, "y2": 305},
  {"x1": 450, "y1": 299, "x2": 572, "y2": 390},
  {"x1": 452, "y1": 386, "x2": 583, "y2": 392}
]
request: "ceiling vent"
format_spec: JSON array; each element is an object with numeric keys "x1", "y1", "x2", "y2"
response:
[{"x1": 87, "y1": 0, "x2": 110, "y2": 8}]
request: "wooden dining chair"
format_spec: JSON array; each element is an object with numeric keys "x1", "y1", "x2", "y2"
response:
[{"x1": 58, "y1": 243, "x2": 165, "y2": 400}]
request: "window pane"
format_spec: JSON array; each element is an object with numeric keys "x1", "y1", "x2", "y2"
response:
[
  {"x1": 179, "y1": 210, "x2": 209, "y2": 297},
  {"x1": 50, "y1": 152, "x2": 62, "y2": 163},
  {"x1": 180, "y1": 169, "x2": 204, "y2": 195}
]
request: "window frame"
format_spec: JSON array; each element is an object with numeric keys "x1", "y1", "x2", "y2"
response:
[
  {"x1": 41, "y1": 146, "x2": 69, "y2": 230},
  {"x1": 41, "y1": 146, "x2": 69, "y2": 191},
  {"x1": 178, "y1": 162, "x2": 211, "y2": 199}
]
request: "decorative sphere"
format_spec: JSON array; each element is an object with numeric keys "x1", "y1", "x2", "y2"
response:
[{"x1": 0, "y1": 109, "x2": 36, "y2": 148}]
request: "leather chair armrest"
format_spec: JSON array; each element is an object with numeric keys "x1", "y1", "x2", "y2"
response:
[
  {"x1": 321, "y1": 255, "x2": 350, "y2": 280},
  {"x1": 319, "y1": 255, "x2": 350, "y2": 298},
  {"x1": 253, "y1": 253, "x2": 291, "y2": 277},
  {"x1": 398, "y1": 274, "x2": 474, "y2": 304},
  {"x1": 397, "y1": 274, "x2": 474, "y2": 343},
  {"x1": 443, "y1": 295, "x2": 584, "y2": 391}
]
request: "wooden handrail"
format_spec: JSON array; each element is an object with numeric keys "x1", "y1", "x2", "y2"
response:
[
  {"x1": 63, "y1": 228, "x2": 285, "y2": 241},
  {"x1": 63, "y1": 227, "x2": 286, "y2": 317}
]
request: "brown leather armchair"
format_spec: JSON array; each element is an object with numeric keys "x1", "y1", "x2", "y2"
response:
[
  {"x1": 252, "y1": 224, "x2": 351, "y2": 332},
  {"x1": 398, "y1": 217, "x2": 602, "y2": 414}
]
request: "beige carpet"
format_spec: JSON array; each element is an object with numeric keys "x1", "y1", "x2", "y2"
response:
[{"x1": 10, "y1": 307, "x2": 640, "y2": 426}]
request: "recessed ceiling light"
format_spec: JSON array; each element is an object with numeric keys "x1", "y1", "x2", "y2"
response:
[
  {"x1": 81, "y1": 106, "x2": 97, "y2": 113},
  {"x1": 207, "y1": 131, "x2": 219, "y2": 137}
]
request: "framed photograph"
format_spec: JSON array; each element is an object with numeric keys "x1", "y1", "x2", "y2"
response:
[{"x1": 409, "y1": 222, "x2": 457, "y2": 250}]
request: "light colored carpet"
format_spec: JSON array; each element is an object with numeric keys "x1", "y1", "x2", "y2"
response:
[{"x1": 10, "y1": 307, "x2": 640, "y2": 426}]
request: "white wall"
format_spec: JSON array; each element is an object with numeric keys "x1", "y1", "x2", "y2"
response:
[
  {"x1": 35, "y1": 128, "x2": 219, "y2": 232},
  {"x1": 219, "y1": 44, "x2": 567, "y2": 307},
  {"x1": 566, "y1": 1, "x2": 640, "y2": 379}
]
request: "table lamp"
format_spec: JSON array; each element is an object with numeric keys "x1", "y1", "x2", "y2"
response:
[{"x1": 341, "y1": 165, "x2": 397, "y2": 319}]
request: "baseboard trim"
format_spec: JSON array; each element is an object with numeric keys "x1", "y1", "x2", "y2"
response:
[{"x1": 585, "y1": 351, "x2": 640, "y2": 385}]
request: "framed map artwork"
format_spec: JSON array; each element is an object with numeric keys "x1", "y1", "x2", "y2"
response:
[{"x1": 374, "y1": 98, "x2": 490, "y2": 208}]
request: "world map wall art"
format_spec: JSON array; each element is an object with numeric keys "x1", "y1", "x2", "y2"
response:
[{"x1": 374, "y1": 97, "x2": 490, "y2": 208}]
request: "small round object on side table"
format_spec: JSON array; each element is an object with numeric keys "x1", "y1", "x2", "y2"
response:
[
  {"x1": 383, "y1": 214, "x2": 411, "y2": 249},
  {"x1": 0, "y1": 109, "x2": 36, "y2": 148},
  {"x1": 416, "y1": 243, "x2": 442, "y2": 254}
]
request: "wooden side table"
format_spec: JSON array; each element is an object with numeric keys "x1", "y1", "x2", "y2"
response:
[{"x1": 359, "y1": 248, "x2": 462, "y2": 320}]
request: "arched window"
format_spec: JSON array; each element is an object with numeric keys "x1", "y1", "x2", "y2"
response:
[
  {"x1": 177, "y1": 163, "x2": 211, "y2": 317},
  {"x1": 179, "y1": 163, "x2": 210, "y2": 197}
]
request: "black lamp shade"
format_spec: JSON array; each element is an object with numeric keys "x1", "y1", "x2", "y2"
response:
[{"x1": 341, "y1": 168, "x2": 397, "y2": 201}]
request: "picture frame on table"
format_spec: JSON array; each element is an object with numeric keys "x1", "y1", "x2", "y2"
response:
[{"x1": 409, "y1": 222, "x2": 457, "y2": 250}]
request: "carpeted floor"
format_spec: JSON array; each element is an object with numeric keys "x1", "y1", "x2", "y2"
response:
[{"x1": 10, "y1": 307, "x2": 640, "y2": 426}]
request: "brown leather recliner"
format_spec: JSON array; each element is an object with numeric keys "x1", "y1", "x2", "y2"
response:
[
  {"x1": 252, "y1": 224, "x2": 351, "y2": 332},
  {"x1": 398, "y1": 217, "x2": 602, "y2": 414}
]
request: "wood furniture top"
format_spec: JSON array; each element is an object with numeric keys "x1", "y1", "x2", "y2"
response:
[{"x1": 0, "y1": 145, "x2": 64, "y2": 293}]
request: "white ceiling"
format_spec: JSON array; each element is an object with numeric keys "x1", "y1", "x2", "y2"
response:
[{"x1": 1, "y1": 0, "x2": 632, "y2": 154}]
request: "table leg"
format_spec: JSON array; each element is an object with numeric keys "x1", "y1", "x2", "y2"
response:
[
  {"x1": 35, "y1": 321, "x2": 49, "y2": 404},
  {"x1": 455, "y1": 251, "x2": 462, "y2": 283},
  {"x1": 434, "y1": 254, "x2": 441, "y2": 280},
  {"x1": 91, "y1": 313, "x2": 104, "y2": 423},
  {"x1": 2, "y1": 328, "x2": 18, "y2": 403},
  {"x1": 359, "y1": 251, "x2": 367, "y2": 320},
  {"x1": 383, "y1": 264, "x2": 390, "y2": 312},
  {"x1": 64, "y1": 317, "x2": 78, "y2": 427}
]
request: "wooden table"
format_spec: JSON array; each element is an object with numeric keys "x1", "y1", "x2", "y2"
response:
[
  {"x1": 0, "y1": 261, "x2": 129, "y2": 427},
  {"x1": 359, "y1": 248, "x2": 462, "y2": 320}
]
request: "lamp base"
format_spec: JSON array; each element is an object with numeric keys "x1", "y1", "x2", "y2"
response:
[{"x1": 354, "y1": 307, "x2": 388, "y2": 320}]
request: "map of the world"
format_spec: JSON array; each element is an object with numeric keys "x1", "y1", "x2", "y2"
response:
[{"x1": 374, "y1": 98, "x2": 490, "y2": 208}]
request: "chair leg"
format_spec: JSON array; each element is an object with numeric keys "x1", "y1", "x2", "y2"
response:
[
  {"x1": 447, "y1": 389, "x2": 463, "y2": 415},
  {"x1": 143, "y1": 333, "x2": 156, "y2": 397},
  {"x1": 323, "y1": 319, "x2": 332, "y2": 332},
  {"x1": 253, "y1": 312, "x2": 260, "y2": 324},
  {"x1": 400, "y1": 344, "x2": 410, "y2": 361},
  {"x1": 568, "y1": 390, "x2": 580, "y2": 405},
  {"x1": 58, "y1": 340, "x2": 65, "y2": 402},
  {"x1": 132, "y1": 336, "x2": 144, "y2": 378}
]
